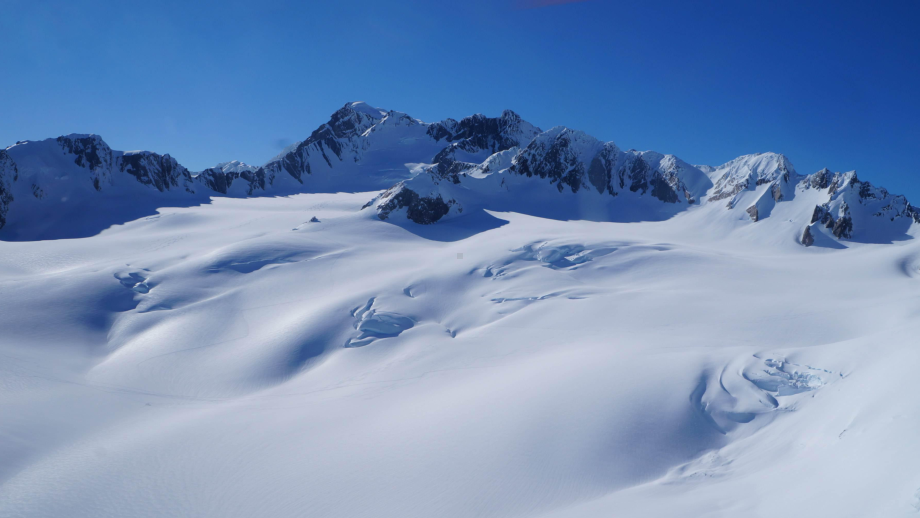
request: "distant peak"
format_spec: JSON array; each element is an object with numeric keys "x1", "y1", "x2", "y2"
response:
[
  {"x1": 344, "y1": 101, "x2": 387, "y2": 119},
  {"x1": 214, "y1": 160, "x2": 258, "y2": 173},
  {"x1": 713, "y1": 152, "x2": 795, "y2": 174}
]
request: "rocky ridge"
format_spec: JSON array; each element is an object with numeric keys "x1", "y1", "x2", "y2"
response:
[{"x1": 2, "y1": 103, "x2": 916, "y2": 247}]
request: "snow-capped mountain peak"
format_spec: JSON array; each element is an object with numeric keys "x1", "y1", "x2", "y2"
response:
[
  {"x1": 213, "y1": 160, "x2": 258, "y2": 174},
  {"x1": 345, "y1": 101, "x2": 388, "y2": 119},
  {"x1": 707, "y1": 152, "x2": 797, "y2": 203}
]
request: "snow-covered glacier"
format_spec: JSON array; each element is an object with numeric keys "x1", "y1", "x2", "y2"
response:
[{"x1": 1, "y1": 103, "x2": 920, "y2": 518}]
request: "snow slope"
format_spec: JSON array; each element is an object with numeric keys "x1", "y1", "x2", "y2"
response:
[{"x1": 1, "y1": 188, "x2": 920, "y2": 517}]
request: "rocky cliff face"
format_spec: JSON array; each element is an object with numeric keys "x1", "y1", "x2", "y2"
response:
[
  {"x1": 119, "y1": 151, "x2": 195, "y2": 193},
  {"x1": 506, "y1": 127, "x2": 707, "y2": 204},
  {"x1": 55, "y1": 135, "x2": 116, "y2": 191},
  {"x1": 428, "y1": 110, "x2": 541, "y2": 177},
  {"x1": 195, "y1": 167, "x2": 266, "y2": 196},
  {"x1": 0, "y1": 149, "x2": 17, "y2": 229}
]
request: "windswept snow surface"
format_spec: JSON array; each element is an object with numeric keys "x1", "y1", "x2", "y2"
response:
[{"x1": 2, "y1": 192, "x2": 920, "y2": 517}]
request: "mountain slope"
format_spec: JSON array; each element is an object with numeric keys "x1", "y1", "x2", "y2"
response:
[{"x1": 0, "y1": 135, "x2": 202, "y2": 239}]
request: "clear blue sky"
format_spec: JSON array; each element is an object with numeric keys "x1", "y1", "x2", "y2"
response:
[{"x1": 2, "y1": 0, "x2": 918, "y2": 199}]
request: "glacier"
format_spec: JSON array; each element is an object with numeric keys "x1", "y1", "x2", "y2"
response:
[{"x1": 1, "y1": 103, "x2": 920, "y2": 517}]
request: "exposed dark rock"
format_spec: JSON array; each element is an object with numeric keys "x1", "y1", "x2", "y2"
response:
[
  {"x1": 197, "y1": 168, "x2": 231, "y2": 194},
  {"x1": 827, "y1": 175, "x2": 842, "y2": 195},
  {"x1": 650, "y1": 165, "x2": 687, "y2": 203},
  {"x1": 57, "y1": 135, "x2": 107, "y2": 173},
  {"x1": 587, "y1": 154, "x2": 609, "y2": 194},
  {"x1": 832, "y1": 216, "x2": 853, "y2": 238},
  {"x1": 832, "y1": 203, "x2": 854, "y2": 239},
  {"x1": 708, "y1": 181, "x2": 746, "y2": 202},
  {"x1": 376, "y1": 185, "x2": 452, "y2": 224},
  {"x1": 509, "y1": 129, "x2": 585, "y2": 193},
  {"x1": 650, "y1": 175, "x2": 679, "y2": 203},
  {"x1": 801, "y1": 225, "x2": 815, "y2": 246},
  {"x1": 426, "y1": 122, "x2": 454, "y2": 142},
  {"x1": 118, "y1": 152, "x2": 191, "y2": 192},
  {"x1": 196, "y1": 167, "x2": 266, "y2": 195},
  {"x1": 431, "y1": 145, "x2": 479, "y2": 184},
  {"x1": 428, "y1": 111, "x2": 539, "y2": 187},
  {"x1": 237, "y1": 169, "x2": 266, "y2": 194},
  {"x1": 435, "y1": 160, "x2": 473, "y2": 184},
  {"x1": 625, "y1": 155, "x2": 650, "y2": 194},
  {"x1": 427, "y1": 110, "x2": 532, "y2": 155},
  {"x1": 56, "y1": 135, "x2": 114, "y2": 190},
  {"x1": 771, "y1": 182, "x2": 783, "y2": 201},
  {"x1": 0, "y1": 149, "x2": 16, "y2": 229},
  {"x1": 810, "y1": 205, "x2": 833, "y2": 225},
  {"x1": 910, "y1": 205, "x2": 920, "y2": 224},
  {"x1": 746, "y1": 205, "x2": 759, "y2": 222},
  {"x1": 810, "y1": 168, "x2": 833, "y2": 189}
]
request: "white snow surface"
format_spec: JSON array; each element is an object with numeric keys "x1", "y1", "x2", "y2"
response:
[{"x1": 2, "y1": 189, "x2": 920, "y2": 517}]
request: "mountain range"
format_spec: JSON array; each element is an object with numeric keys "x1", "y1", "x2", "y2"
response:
[{"x1": 2, "y1": 101, "x2": 916, "y2": 245}]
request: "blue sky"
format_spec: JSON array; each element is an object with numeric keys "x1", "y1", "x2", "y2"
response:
[{"x1": 2, "y1": 0, "x2": 918, "y2": 199}]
